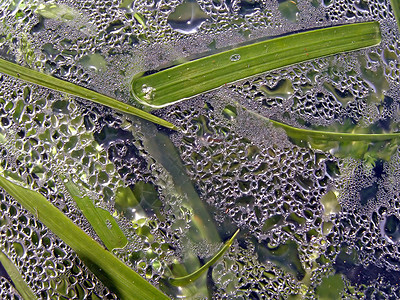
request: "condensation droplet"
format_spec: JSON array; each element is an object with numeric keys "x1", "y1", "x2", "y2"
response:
[
  {"x1": 141, "y1": 84, "x2": 156, "y2": 101},
  {"x1": 167, "y1": 0, "x2": 208, "y2": 34},
  {"x1": 230, "y1": 54, "x2": 241, "y2": 62},
  {"x1": 106, "y1": 219, "x2": 112, "y2": 229}
]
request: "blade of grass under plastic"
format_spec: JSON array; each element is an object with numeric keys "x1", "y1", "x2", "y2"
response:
[
  {"x1": 132, "y1": 22, "x2": 381, "y2": 108},
  {"x1": 0, "y1": 58, "x2": 178, "y2": 130},
  {"x1": 63, "y1": 178, "x2": 128, "y2": 250},
  {"x1": 241, "y1": 104, "x2": 400, "y2": 142},
  {"x1": 268, "y1": 118, "x2": 400, "y2": 142},
  {"x1": 169, "y1": 229, "x2": 240, "y2": 286},
  {"x1": 0, "y1": 250, "x2": 37, "y2": 300},
  {"x1": 0, "y1": 175, "x2": 170, "y2": 300},
  {"x1": 391, "y1": 0, "x2": 400, "y2": 31}
]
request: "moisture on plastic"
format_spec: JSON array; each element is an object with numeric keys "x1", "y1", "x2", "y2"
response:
[{"x1": 0, "y1": 0, "x2": 400, "y2": 299}]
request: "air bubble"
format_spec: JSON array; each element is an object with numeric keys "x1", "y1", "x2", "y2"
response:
[
  {"x1": 167, "y1": 0, "x2": 208, "y2": 34},
  {"x1": 230, "y1": 54, "x2": 241, "y2": 62},
  {"x1": 141, "y1": 84, "x2": 156, "y2": 101},
  {"x1": 380, "y1": 214, "x2": 400, "y2": 244}
]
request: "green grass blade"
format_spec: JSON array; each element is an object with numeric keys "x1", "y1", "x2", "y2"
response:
[
  {"x1": 0, "y1": 58, "x2": 178, "y2": 130},
  {"x1": 132, "y1": 22, "x2": 381, "y2": 108},
  {"x1": 169, "y1": 229, "x2": 240, "y2": 286},
  {"x1": 391, "y1": 0, "x2": 400, "y2": 31},
  {"x1": 268, "y1": 118, "x2": 400, "y2": 142},
  {"x1": 134, "y1": 12, "x2": 147, "y2": 28},
  {"x1": 0, "y1": 175, "x2": 170, "y2": 300},
  {"x1": 63, "y1": 178, "x2": 128, "y2": 250},
  {"x1": 0, "y1": 250, "x2": 37, "y2": 300}
]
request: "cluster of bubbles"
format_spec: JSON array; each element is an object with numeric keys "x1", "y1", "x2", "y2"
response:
[
  {"x1": 0, "y1": 0, "x2": 400, "y2": 298},
  {"x1": 157, "y1": 89, "x2": 340, "y2": 296},
  {"x1": 231, "y1": 48, "x2": 396, "y2": 128},
  {"x1": 164, "y1": 94, "x2": 334, "y2": 245},
  {"x1": 212, "y1": 240, "x2": 302, "y2": 299}
]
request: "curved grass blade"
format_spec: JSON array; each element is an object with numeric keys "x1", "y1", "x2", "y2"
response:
[
  {"x1": 0, "y1": 250, "x2": 37, "y2": 300},
  {"x1": 0, "y1": 175, "x2": 170, "y2": 300},
  {"x1": 132, "y1": 22, "x2": 381, "y2": 108},
  {"x1": 0, "y1": 58, "x2": 178, "y2": 130},
  {"x1": 268, "y1": 118, "x2": 400, "y2": 142},
  {"x1": 169, "y1": 229, "x2": 240, "y2": 286},
  {"x1": 63, "y1": 177, "x2": 128, "y2": 250}
]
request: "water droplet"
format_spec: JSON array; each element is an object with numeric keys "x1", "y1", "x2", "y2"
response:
[
  {"x1": 380, "y1": 214, "x2": 400, "y2": 244},
  {"x1": 278, "y1": 0, "x2": 299, "y2": 23},
  {"x1": 141, "y1": 84, "x2": 156, "y2": 101},
  {"x1": 106, "y1": 219, "x2": 112, "y2": 229},
  {"x1": 79, "y1": 53, "x2": 107, "y2": 72},
  {"x1": 238, "y1": 0, "x2": 261, "y2": 16},
  {"x1": 230, "y1": 54, "x2": 241, "y2": 62},
  {"x1": 167, "y1": 0, "x2": 208, "y2": 34}
]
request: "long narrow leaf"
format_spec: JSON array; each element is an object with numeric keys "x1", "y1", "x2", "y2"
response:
[
  {"x1": 391, "y1": 0, "x2": 400, "y2": 31},
  {"x1": 63, "y1": 178, "x2": 128, "y2": 250},
  {"x1": 0, "y1": 175, "x2": 170, "y2": 300},
  {"x1": 268, "y1": 118, "x2": 400, "y2": 142},
  {"x1": 169, "y1": 229, "x2": 240, "y2": 286},
  {"x1": 132, "y1": 22, "x2": 381, "y2": 108},
  {"x1": 0, "y1": 250, "x2": 37, "y2": 300},
  {"x1": 0, "y1": 58, "x2": 178, "y2": 130},
  {"x1": 241, "y1": 103, "x2": 400, "y2": 142}
]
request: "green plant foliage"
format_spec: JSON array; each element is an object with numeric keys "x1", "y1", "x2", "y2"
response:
[
  {"x1": 63, "y1": 178, "x2": 128, "y2": 250},
  {"x1": 390, "y1": 0, "x2": 400, "y2": 31},
  {"x1": 237, "y1": 103, "x2": 400, "y2": 163},
  {"x1": 268, "y1": 118, "x2": 400, "y2": 142},
  {"x1": 134, "y1": 12, "x2": 147, "y2": 28},
  {"x1": 0, "y1": 175, "x2": 170, "y2": 299},
  {"x1": 132, "y1": 22, "x2": 381, "y2": 108},
  {"x1": 169, "y1": 229, "x2": 240, "y2": 286},
  {"x1": 0, "y1": 250, "x2": 37, "y2": 300},
  {"x1": 268, "y1": 118, "x2": 400, "y2": 164},
  {"x1": 0, "y1": 58, "x2": 178, "y2": 130}
]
